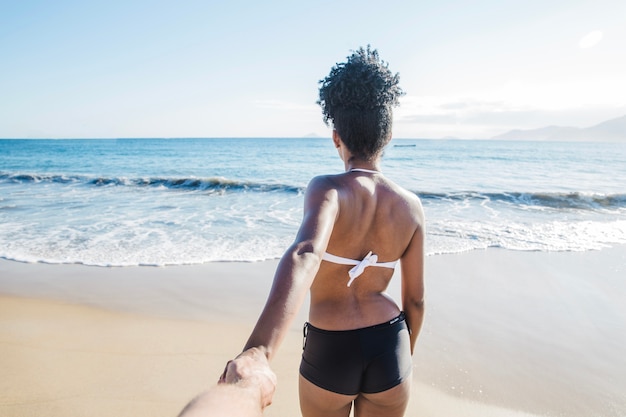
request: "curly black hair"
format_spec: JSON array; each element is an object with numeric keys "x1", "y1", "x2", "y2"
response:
[{"x1": 318, "y1": 46, "x2": 404, "y2": 161}]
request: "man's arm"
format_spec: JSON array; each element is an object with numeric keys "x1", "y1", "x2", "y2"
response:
[
  {"x1": 179, "y1": 348, "x2": 277, "y2": 417},
  {"x1": 178, "y1": 384, "x2": 263, "y2": 417}
]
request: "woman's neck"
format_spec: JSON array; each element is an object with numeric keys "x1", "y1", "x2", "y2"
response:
[{"x1": 345, "y1": 161, "x2": 381, "y2": 173}]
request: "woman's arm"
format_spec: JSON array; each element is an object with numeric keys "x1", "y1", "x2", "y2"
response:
[
  {"x1": 400, "y1": 203, "x2": 425, "y2": 354},
  {"x1": 243, "y1": 176, "x2": 339, "y2": 360}
]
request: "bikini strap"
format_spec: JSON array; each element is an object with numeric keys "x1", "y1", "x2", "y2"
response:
[
  {"x1": 322, "y1": 252, "x2": 360, "y2": 266},
  {"x1": 322, "y1": 251, "x2": 398, "y2": 287}
]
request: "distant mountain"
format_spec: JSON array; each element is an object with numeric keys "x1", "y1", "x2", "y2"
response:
[{"x1": 491, "y1": 115, "x2": 626, "y2": 142}]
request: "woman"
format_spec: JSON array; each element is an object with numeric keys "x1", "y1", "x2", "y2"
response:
[{"x1": 228, "y1": 46, "x2": 425, "y2": 417}]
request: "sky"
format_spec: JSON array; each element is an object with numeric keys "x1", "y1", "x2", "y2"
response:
[{"x1": 1, "y1": 0, "x2": 625, "y2": 139}]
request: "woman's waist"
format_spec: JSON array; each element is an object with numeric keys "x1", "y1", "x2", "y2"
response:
[
  {"x1": 307, "y1": 295, "x2": 400, "y2": 331},
  {"x1": 305, "y1": 312, "x2": 406, "y2": 335}
]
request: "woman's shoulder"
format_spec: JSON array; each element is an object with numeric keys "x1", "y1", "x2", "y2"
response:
[
  {"x1": 382, "y1": 178, "x2": 425, "y2": 222},
  {"x1": 380, "y1": 175, "x2": 419, "y2": 200},
  {"x1": 302, "y1": 174, "x2": 344, "y2": 204},
  {"x1": 306, "y1": 173, "x2": 346, "y2": 190}
]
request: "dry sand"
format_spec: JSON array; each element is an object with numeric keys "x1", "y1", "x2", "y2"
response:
[{"x1": 1, "y1": 246, "x2": 625, "y2": 416}]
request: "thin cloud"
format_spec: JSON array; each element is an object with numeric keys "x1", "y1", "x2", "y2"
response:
[
  {"x1": 394, "y1": 90, "x2": 626, "y2": 139},
  {"x1": 579, "y1": 30, "x2": 603, "y2": 49}
]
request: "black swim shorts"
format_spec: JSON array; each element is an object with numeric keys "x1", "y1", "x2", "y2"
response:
[{"x1": 299, "y1": 312, "x2": 412, "y2": 395}]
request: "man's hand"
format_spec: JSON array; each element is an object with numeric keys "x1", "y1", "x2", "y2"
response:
[{"x1": 219, "y1": 347, "x2": 277, "y2": 409}]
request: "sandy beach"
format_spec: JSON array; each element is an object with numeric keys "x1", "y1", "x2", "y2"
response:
[{"x1": 1, "y1": 246, "x2": 625, "y2": 417}]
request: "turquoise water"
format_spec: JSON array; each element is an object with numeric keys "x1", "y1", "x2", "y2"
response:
[{"x1": 1, "y1": 138, "x2": 625, "y2": 266}]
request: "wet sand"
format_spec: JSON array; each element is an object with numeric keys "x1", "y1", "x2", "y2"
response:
[{"x1": 1, "y1": 246, "x2": 625, "y2": 416}]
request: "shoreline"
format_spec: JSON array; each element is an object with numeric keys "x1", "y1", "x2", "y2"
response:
[{"x1": 2, "y1": 247, "x2": 626, "y2": 416}]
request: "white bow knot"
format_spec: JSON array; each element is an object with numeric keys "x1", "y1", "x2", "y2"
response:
[{"x1": 347, "y1": 251, "x2": 378, "y2": 287}]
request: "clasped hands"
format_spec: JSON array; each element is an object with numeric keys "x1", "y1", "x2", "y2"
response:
[{"x1": 219, "y1": 347, "x2": 277, "y2": 409}]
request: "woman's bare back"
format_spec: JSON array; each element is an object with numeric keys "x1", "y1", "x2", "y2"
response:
[{"x1": 308, "y1": 170, "x2": 423, "y2": 330}]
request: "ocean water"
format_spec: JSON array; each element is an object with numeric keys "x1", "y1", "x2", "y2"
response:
[{"x1": 1, "y1": 138, "x2": 625, "y2": 266}]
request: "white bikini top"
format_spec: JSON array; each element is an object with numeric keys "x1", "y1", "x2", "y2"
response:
[
  {"x1": 322, "y1": 251, "x2": 398, "y2": 287},
  {"x1": 349, "y1": 168, "x2": 380, "y2": 174}
]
